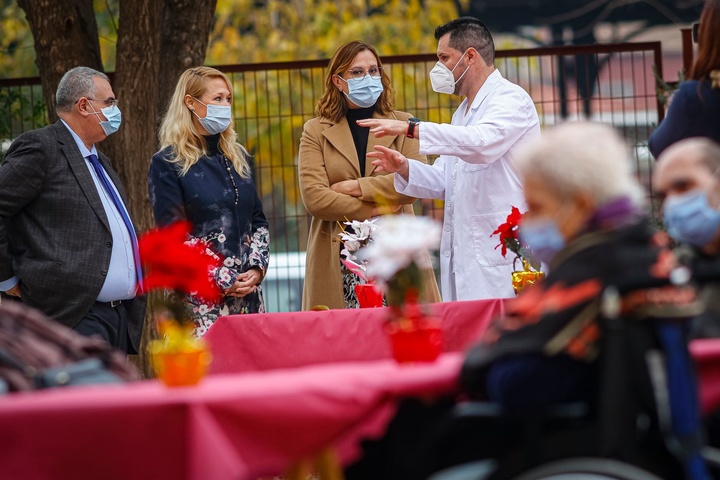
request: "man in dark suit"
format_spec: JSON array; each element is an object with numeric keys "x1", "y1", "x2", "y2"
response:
[{"x1": 0, "y1": 66, "x2": 145, "y2": 353}]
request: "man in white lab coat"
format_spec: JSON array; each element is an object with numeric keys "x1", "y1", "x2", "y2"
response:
[{"x1": 358, "y1": 17, "x2": 541, "y2": 301}]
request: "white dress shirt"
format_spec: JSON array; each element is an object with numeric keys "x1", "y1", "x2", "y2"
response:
[
  {"x1": 394, "y1": 69, "x2": 540, "y2": 301},
  {"x1": 62, "y1": 120, "x2": 137, "y2": 301}
]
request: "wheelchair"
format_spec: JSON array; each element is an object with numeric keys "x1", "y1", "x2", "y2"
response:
[{"x1": 429, "y1": 286, "x2": 720, "y2": 480}]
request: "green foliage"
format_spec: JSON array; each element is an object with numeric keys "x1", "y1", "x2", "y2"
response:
[
  {"x1": 0, "y1": 0, "x2": 36, "y2": 78},
  {"x1": 0, "y1": 0, "x2": 119, "y2": 78},
  {"x1": 653, "y1": 64, "x2": 685, "y2": 108},
  {"x1": 207, "y1": 0, "x2": 458, "y2": 64}
]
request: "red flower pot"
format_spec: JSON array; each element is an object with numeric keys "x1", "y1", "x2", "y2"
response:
[
  {"x1": 385, "y1": 317, "x2": 443, "y2": 363},
  {"x1": 355, "y1": 283, "x2": 384, "y2": 308}
]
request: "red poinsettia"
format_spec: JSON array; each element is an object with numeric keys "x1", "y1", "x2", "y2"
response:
[
  {"x1": 490, "y1": 206, "x2": 540, "y2": 271},
  {"x1": 138, "y1": 221, "x2": 222, "y2": 303},
  {"x1": 491, "y1": 206, "x2": 522, "y2": 257}
]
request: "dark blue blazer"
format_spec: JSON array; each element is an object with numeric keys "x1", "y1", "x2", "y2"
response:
[{"x1": 649, "y1": 80, "x2": 720, "y2": 158}]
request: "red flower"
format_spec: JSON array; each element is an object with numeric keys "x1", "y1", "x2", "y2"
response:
[
  {"x1": 138, "y1": 221, "x2": 222, "y2": 302},
  {"x1": 491, "y1": 206, "x2": 522, "y2": 257}
]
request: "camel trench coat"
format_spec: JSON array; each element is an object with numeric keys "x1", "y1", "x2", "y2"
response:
[{"x1": 299, "y1": 109, "x2": 441, "y2": 310}]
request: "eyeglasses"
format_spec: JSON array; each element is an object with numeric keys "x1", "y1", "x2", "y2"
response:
[
  {"x1": 344, "y1": 66, "x2": 383, "y2": 80},
  {"x1": 85, "y1": 97, "x2": 119, "y2": 108}
]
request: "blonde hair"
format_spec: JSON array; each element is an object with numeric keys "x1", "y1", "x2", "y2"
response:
[
  {"x1": 159, "y1": 66, "x2": 250, "y2": 177},
  {"x1": 315, "y1": 41, "x2": 395, "y2": 122}
]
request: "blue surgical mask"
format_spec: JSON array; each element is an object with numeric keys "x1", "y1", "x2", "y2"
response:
[
  {"x1": 339, "y1": 75, "x2": 384, "y2": 108},
  {"x1": 518, "y1": 218, "x2": 566, "y2": 265},
  {"x1": 192, "y1": 98, "x2": 232, "y2": 135},
  {"x1": 663, "y1": 189, "x2": 720, "y2": 247},
  {"x1": 90, "y1": 103, "x2": 122, "y2": 136}
]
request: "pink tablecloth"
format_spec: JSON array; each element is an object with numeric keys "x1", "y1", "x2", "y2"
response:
[
  {"x1": 0, "y1": 354, "x2": 463, "y2": 480},
  {"x1": 206, "y1": 299, "x2": 504, "y2": 374}
]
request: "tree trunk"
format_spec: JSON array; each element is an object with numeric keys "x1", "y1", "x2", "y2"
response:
[
  {"x1": 156, "y1": 0, "x2": 218, "y2": 118},
  {"x1": 100, "y1": 0, "x2": 163, "y2": 234},
  {"x1": 16, "y1": 0, "x2": 103, "y2": 122},
  {"x1": 100, "y1": 0, "x2": 164, "y2": 379}
]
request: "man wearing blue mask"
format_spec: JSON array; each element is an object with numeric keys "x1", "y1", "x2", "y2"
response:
[
  {"x1": 358, "y1": 17, "x2": 540, "y2": 302},
  {"x1": 654, "y1": 138, "x2": 720, "y2": 255},
  {"x1": 654, "y1": 138, "x2": 720, "y2": 337},
  {"x1": 0, "y1": 66, "x2": 145, "y2": 354}
]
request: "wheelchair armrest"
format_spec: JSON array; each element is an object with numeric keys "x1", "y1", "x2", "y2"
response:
[
  {"x1": 702, "y1": 446, "x2": 720, "y2": 471},
  {"x1": 454, "y1": 401, "x2": 589, "y2": 420},
  {"x1": 427, "y1": 459, "x2": 497, "y2": 480}
]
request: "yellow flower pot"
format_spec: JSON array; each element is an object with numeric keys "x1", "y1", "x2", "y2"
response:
[
  {"x1": 149, "y1": 320, "x2": 212, "y2": 387},
  {"x1": 512, "y1": 258, "x2": 545, "y2": 295}
]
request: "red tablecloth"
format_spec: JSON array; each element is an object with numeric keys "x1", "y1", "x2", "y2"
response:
[
  {"x1": 205, "y1": 299, "x2": 504, "y2": 374},
  {"x1": 691, "y1": 338, "x2": 720, "y2": 414},
  {"x1": 205, "y1": 299, "x2": 720, "y2": 416},
  {"x1": 0, "y1": 354, "x2": 463, "y2": 480}
]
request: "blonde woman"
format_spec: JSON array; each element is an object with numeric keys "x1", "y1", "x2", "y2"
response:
[
  {"x1": 148, "y1": 66, "x2": 269, "y2": 336},
  {"x1": 299, "y1": 41, "x2": 441, "y2": 310}
]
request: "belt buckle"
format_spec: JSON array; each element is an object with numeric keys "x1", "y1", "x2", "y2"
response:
[{"x1": 109, "y1": 300, "x2": 122, "y2": 308}]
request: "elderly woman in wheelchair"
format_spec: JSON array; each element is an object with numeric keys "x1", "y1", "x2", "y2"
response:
[{"x1": 345, "y1": 122, "x2": 716, "y2": 480}]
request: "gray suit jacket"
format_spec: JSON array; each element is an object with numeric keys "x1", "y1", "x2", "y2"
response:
[{"x1": 0, "y1": 121, "x2": 145, "y2": 350}]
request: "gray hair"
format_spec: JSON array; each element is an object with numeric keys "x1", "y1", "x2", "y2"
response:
[
  {"x1": 514, "y1": 121, "x2": 643, "y2": 206},
  {"x1": 659, "y1": 137, "x2": 720, "y2": 173},
  {"x1": 55, "y1": 67, "x2": 109, "y2": 113}
]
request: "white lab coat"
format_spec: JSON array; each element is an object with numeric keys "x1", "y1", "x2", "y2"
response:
[{"x1": 395, "y1": 70, "x2": 540, "y2": 301}]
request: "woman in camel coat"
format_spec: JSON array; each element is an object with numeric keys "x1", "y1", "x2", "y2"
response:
[{"x1": 299, "y1": 41, "x2": 441, "y2": 310}]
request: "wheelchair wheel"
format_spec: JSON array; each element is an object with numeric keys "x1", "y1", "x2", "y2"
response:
[{"x1": 510, "y1": 458, "x2": 663, "y2": 480}]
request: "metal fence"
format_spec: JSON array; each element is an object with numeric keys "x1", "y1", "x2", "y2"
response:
[{"x1": 0, "y1": 42, "x2": 664, "y2": 312}]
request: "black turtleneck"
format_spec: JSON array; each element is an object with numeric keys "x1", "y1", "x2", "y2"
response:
[
  {"x1": 346, "y1": 106, "x2": 375, "y2": 176},
  {"x1": 204, "y1": 133, "x2": 222, "y2": 156}
]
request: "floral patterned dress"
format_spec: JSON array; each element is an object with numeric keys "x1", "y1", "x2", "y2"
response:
[{"x1": 148, "y1": 134, "x2": 270, "y2": 337}]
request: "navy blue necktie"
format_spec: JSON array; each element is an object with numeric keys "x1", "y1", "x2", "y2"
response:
[{"x1": 87, "y1": 154, "x2": 143, "y2": 288}]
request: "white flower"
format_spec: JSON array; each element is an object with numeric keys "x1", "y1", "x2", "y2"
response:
[
  {"x1": 198, "y1": 304, "x2": 209, "y2": 315},
  {"x1": 223, "y1": 257, "x2": 235, "y2": 267},
  {"x1": 338, "y1": 219, "x2": 380, "y2": 278},
  {"x1": 346, "y1": 218, "x2": 379, "y2": 240},
  {"x1": 362, "y1": 215, "x2": 441, "y2": 283},
  {"x1": 217, "y1": 233, "x2": 226, "y2": 243}
]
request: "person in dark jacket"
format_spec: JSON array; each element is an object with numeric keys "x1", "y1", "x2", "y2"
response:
[
  {"x1": 462, "y1": 122, "x2": 700, "y2": 409},
  {"x1": 148, "y1": 66, "x2": 269, "y2": 337},
  {"x1": 648, "y1": 0, "x2": 720, "y2": 158},
  {"x1": 347, "y1": 122, "x2": 702, "y2": 480}
]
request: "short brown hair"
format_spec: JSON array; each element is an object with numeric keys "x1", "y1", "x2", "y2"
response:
[{"x1": 315, "y1": 41, "x2": 394, "y2": 122}]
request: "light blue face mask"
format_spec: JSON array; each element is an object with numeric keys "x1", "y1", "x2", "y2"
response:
[
  {"x1": 663, "y1": 189, "x2": 720, "y2": 247},
  {"x1": 518, "y1": 217, "x2": 566, "y2": 265},
  {"x1": 90, "y1": 103, "x2": 122, "y2": 136},
  {"x1": 192, "y1": 98, "x2": 232, "y2": 135},
  {"x1": 339, "y1": 75, "x2": 384, "y2": 108}
]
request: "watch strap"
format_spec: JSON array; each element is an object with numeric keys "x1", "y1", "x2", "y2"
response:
[{"x1": 407, "y1": 117, "x2": 420, "y2": 139}]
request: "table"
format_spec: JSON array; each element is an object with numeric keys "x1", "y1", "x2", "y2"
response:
[
  {"x1": 205, "y1": 299, "x2": 505, "y2": 374},
  {"x1": 0, "y1": 354, "x2": 463, "y2": 480},
  {"x1": 205, "y1": 300, "x2": 720, "y2": 417}
]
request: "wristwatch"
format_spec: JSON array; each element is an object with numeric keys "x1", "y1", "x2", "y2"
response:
[{"x1": 406, "y1": 117, "x2": 421, "y2": 139}]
